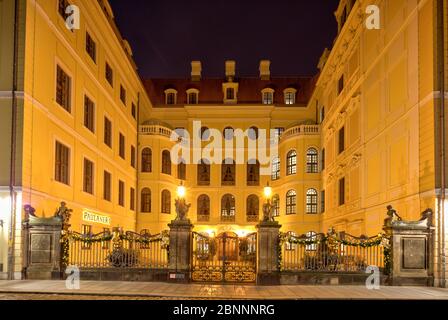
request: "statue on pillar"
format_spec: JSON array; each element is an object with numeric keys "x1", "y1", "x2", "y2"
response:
[
  {"x1": 384, "y1": 205, "x2": 402, "y2": 227},
  {"x1": 55, "y1": 202, "x2": 72, "y2": 231},
  {"x1": 175, "y1": 198, "x2": 191, "y2": 221},
  {"x1": 262, "y1": 201, "x2": 275, "y2": 222}
]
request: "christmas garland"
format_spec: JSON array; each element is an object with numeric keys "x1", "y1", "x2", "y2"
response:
[{"x1": 277, "y1": 232, "x2": 391, "y2": 272}]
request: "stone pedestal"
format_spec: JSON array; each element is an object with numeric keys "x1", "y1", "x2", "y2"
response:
[
  {"x1": 167, "y1": 219, "x2": 193, "y2": 282},
  {"x1": 256, "y1": 221, "x2": 281, "y2": 285},
  {"x1": 383, "y1": 208, "x2": 434, "y2": 286},
  {"x1": 22, "y1": 215, "x2": 63, "y2": 280}
]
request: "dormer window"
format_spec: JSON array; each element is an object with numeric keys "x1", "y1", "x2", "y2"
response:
[
  {"x1": 284, "y1": 88, "x2": 297, "y2": 105},
  {"x1": 186, "y1": 88, "x2": 199, "y2": 105},
  {"x1": 261, "y1": 88, "x2": 274, "y2": 105},
  {"x1": 164, "y1": 89, "x2": 177, "y2": 105},
  {"x1": 223, "y1": 82, "x2": 238, "y2": 104}
]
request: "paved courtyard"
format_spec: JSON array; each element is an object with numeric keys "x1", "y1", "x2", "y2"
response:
[{"x1": 1, "y1": 280, "x2": 448, "y2": 300}]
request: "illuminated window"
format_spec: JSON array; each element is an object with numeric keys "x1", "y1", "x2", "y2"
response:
[
  {"x1": 306, "y1": 148, "x2": 318, "y2": 173},
  {"x1": 284, "y1": 88, "x2": 297, "y2": 105},
  {"x1": 261, "y1": 88, "x2": 274, "y2": 105},
  {"x1": 221, "y1": 194, "x2": 235, "y2": 221},
  {"x1": 286, "y1": 189, "x2": 296, "y2": 215},
  {"x1": 197, "y1": 194, "x2": 210, "y2": 222},
  {"x1": 221, "y1": 158, "x2": 236, "y2": 186},
  {"x1": 246, "y1": 195, "x2": 259, "y2": 222},
  {"x1": 286, "y1": 150, "x2": 297, "y2": 175},
  {"x1": 305, "y1": 231, "x2": 318, "y2": 251},
  {"x1": 306, "y1": 189, "x2": 318, "y2": 214},
  {"x1": 272, "y1": 194, "x2": 280, "y2": 217},
  {"x1": 247, "y1": 160, "x2": 260, "y2": 186},
  {"x1": 197, "y1": 158, "x2": 210, "y2": 185},
  {"x1": 271, "y1": 156, "x2": 280, "y2": 180}
]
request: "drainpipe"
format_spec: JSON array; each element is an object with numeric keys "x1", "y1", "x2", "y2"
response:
[
  {"x1": 135, "y1": 92, "x2": 141, "y2": 233},
  {"x1": 8, "y1": 0, "x2": 20, "y2": 280},
  {"x1": 436, "y1": 0, "x2": 446, "y2": 288}
]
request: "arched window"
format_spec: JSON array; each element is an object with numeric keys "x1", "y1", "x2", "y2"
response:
[
  {"x1": 223, "y1": 126, "x2": 234, "y2": 140},
  {"x1": 286, "y1": 189, "x2": 296, "y2": 215},
  {"x1": 162, "y1": 150, "x2": 171, "y2": 175},
  {"x1": 164, "y1": 89, "x2": 177, "y2": 105},
  {"x1": 221, "y1": 158, "x2": 236, "y2": 186},
  {"x1": 221, "y1": 194, "x2": 235, "y2": 222},
  {"x1": 247, "y1": 160, "x2": 260, "y2": 186},
  {"x1": 197, "y1": 158, "x2": 210, "y2": 185},
  {"x1": 248, "y1": 126, "x2": 259, "y2": 140},
  {"x1": 141, "y1": 148, "x2": 152, "y2": 173},
  {"x1": 161, "y1": 189, "x2": 171, "y2": 214},
  {"x1": 246, "y1": 195, "x2": 259, "y2": 222},
  {"x1": 306, "y1": 148, "x2": 318, "y2": 173},
  {"x1": 271, "y1": 156, "x2": 280, "y2": 180},
  {"x1": 187, "y1": 88, "x2": 199, "y2": 104},
  {"x1": 197, "y1": 194, "x2": 210, "y2": 222},
  {"x1": 261, "y1": 88, "x2": 274, "y2": 105},
  {"x1": 306, "y1": 189, "x2": 318, "y2": 214},
  {"x1": 284, "y1": 88, "x2": 297, "y2": 105},
  {"x1": 199, "y1": 126, "x2": 210, "y2": 140},
  {"x1": 272, "y1": 194, "x2": 280, "y2": 217},
  {"x1": 305, "y1": 231, "x2": 318, "y2": 251},
  {"x1": 141, "y1": 188, "x2": 151, "y2": 213},
  {"x1": 286, "y1": 150, "x2": 297, "y2": 175},
  {"x1": 177, "y1": 158, "x2": 186, "y2": 180}
]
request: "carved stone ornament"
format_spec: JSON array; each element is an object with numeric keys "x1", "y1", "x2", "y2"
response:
[
  {"x1": 175, "y1": 198, "x2": 191, "y2": 221},
  {"x1": 55, "y1": 202, "x2": 72, "y2": 230}
]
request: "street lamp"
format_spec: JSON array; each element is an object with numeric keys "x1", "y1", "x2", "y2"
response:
[
  {"x1": 174, "y1": 181, "x2": 190, "y2": 221},
  {"x1": 262, "y1": 182, "x2": 275, "y2": 222}
]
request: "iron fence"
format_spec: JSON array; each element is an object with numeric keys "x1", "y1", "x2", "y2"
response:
[
  {"x1": 66, "y1": 229, "x2": 169, "y2": 269},
  {"x1": 281, "y1": 231, "x2": 387, "y2": 272}
]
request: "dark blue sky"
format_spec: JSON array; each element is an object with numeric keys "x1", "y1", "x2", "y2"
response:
[{"x1": 109, "y1": 0, "x2": 339, "y2": 78}]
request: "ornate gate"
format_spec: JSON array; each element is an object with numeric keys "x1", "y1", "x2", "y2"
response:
[{"x1": 191, "y1": 231, "x2": 257, "y2": 283}]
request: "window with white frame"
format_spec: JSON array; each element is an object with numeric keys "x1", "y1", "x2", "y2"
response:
[
  {"x1": 284, "y1": 88, "x2": 297, "y2": 105},
  {"x1": 165, "y1": 89, "x2": 177, "y2": 105},
  {"x1": 186, "y1": 88, "x2": 199, "y2": 104},
  {"x1": 306, "y1": 189, "x2": 318, "y2": 214},
  {"x1": 261, "y1": 88, "x2": 274, "y2": 105}
]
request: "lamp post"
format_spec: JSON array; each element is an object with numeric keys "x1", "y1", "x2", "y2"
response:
[
  {"x1": 175, "y1": 181, "x2": 191, "y2": 221},
  {"x1": 262, "y1": 182, "x2": 275, "y2": 222}
]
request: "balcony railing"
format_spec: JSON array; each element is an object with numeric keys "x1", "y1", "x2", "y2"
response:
[
  {"x1": 280, "y1": 124, "x2": 320, "y2": 141},
  {"x1": 139, "y1": 124, "x2": 173, "y2": 138}
]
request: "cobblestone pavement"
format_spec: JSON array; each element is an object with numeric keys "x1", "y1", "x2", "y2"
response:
[
  {"x1": 0, "y1": 293, "x2": 212, "y2": 300},
  {"x1": 1, "y1": 280, "x2": 448, "y2": 299}
]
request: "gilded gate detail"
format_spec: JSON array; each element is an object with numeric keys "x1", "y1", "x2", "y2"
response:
[{"x1": 191, "y1": 231, "x2": 257, "y2": 283}]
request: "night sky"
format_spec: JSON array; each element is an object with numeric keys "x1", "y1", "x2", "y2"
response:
[{"x1": 108, "y1": 0, "x2": 339, "y2": 78}]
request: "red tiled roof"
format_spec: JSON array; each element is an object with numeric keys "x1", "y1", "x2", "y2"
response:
[{"x1": 143, "y1": 76, "x2": 316, "y2": 106}]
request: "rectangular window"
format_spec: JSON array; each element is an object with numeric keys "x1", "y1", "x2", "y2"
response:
[
  {"x1": 131, "y1": 103, "x2": 136, "y2": 119},
  {"x1": 118, "y1": 180, "x2": 125, "y2": 207},
  {"x1": 84, "y1": 95, "x2": 95, "y2": 133},
  {"x1": 105, "y1": 62, "x2": 113, "y2": 86},
  {"x1": 226, "y1": 88, "x2": 234, "y2": 100},
  {"x1": 56, "y1": 65, "x2": 71, "y2": 112},
  {"x1": 338, "y1": 75, "x2": 344, "y2": 95},
  {"x1": 104, "y1": 117, "x2": 112, "y2": 148},
  {"x1": 120, "y1": 85, "x2": 126, "y2": 105},
  {"x1": 130, "y1": 187, "x2": 135, "y2": 211},
  {"x1": 131, "y1": 145, "x2": 136, "y2": 168},
  {"x1": 321, "y1": 190, "x2": 325, "y2": 213},
  {"x1": 338, "y1": 126, "x2": 345, "y2": 154},
  {"x1": 119, "y1": 133, "x2": 125, "y2": 159},
  {"x1": 339, "y1": 177, "x2": 345, "y2": 206},
  {"x1": 55, "y1": 141, "x2": 70, "y2": 185},
  {"x1": 86, "y1": 32, "x2": 96, "y2": 62},
  {"x1": 103, "y1": 170, "x2": 111, "y2": 201},
  {"x1": 83, "y1": 158, "x2": 94, "y2": 194}
]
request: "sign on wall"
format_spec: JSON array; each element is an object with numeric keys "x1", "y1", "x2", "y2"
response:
[{"x1": 82, "y1": 211, "x2": 111, "y2": 226}]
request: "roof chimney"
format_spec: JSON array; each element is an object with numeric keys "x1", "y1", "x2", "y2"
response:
[
  {"x1": 259, "y1": 60, "x2": 270, "y2": 80},
  {"x1": 191, "y1": 61, "x2": 202, "y2": 81},
  {"x1": 225, "y1": 60, "x2": 236, "y2": 81}
]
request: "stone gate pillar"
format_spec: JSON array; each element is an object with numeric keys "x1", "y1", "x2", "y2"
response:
[
  {"x1": 256, "y1": 220, "x2": 281, "y2": 285},
  {"x1": 168, "y1": 219, "x2": 193, "y2": 282},
  {"x1": 383, "y1": 206, "x2": 434, "y2": 286},
  {"x1": 22, "y1": 205, "x2": 63, "y2": 280}
]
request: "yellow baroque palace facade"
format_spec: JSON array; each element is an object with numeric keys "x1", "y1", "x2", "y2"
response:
[{"x1": 0, "y1": 0, "x2": 447, "y2": 284}]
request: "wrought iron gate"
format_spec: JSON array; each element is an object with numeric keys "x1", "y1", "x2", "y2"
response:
[{"x1": 191, "y1": 231, "x2": 257, "y2": 283}]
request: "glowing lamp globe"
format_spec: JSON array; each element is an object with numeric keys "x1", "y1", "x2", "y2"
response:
[
  {"x1": 263, "y1": 185, "x2": 272, "y2": 199},
  {"x1": 177, "y1": 185, "x2": 186, "y2": 198}
]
